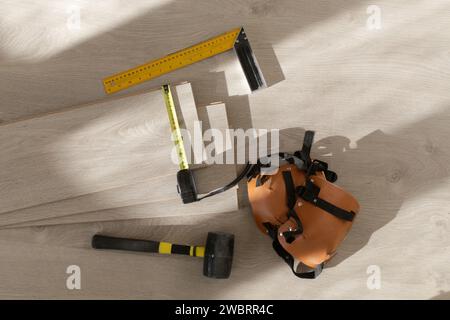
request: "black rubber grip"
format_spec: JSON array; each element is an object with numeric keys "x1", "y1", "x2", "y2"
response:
[{"x1": 92, "y1": 235, "x2": 159, "y2": 253}]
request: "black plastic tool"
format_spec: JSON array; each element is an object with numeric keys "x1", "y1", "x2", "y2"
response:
[
  {"x1": 176, "y1": 163, "x2": 254, "y2": 204},
  {"x1": 176, "y1": 169, "x2": 198, "y2": 203},
  {"x1": 92, "y1": 232, "x2": 235, "y2": 279}
]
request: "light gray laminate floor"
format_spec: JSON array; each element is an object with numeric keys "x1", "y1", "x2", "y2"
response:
[{"x1": 0, "y1": 0, "x2": 449, "y2": 299}]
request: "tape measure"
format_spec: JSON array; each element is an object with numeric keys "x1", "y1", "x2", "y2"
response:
[
  {"x1": 161, "y1": 84, "x2": 198, "y2": 203},
  {"x1": 161, "y1": 84, "x2": 255, "y2": 204},
  {"x1": 104, "y1": 28, "x2": 242, "y2": 94},
  {"x1": 161, "y1": 84, "x2": 189, "y2": 170}
]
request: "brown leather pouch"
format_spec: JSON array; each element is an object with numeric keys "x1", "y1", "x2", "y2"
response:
[{"x1": 247, "y1": 131, "x2": 360, "y2": 278}]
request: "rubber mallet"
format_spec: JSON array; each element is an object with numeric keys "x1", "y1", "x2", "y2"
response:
[{"x1": 92, "y1": 232, "x2": 234, "y2": 279}]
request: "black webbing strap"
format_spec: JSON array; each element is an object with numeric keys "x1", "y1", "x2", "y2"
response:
[
  {"x1": 247, "y1": 153, "x2": 306, "y2": 180},
  {"x1": 263, "y1": 222, "x2": 278, "y2": 240},
  {"x1": 294, "y1": 131, "x2": 338, "y2": 183},
  {"x1": 198, "y1": 162, "x2": 254, "y2": 201},
  {"x1": 297, "y1": 180, "x2": 355, "y2": 222},
  {"x1": 272, "y1": 239, "x2": 323, "y2": 279},
  {"x1": 298, "y1": 130, "x2": 314, "y2": 167},
  {"x1": 281, "y1": 171, "x2": 303, "y2": 241},
  {"x1": 305, "y1": 159, "x2": 338, "y2": 183},
  {"x1": 278, "y1": 152, "x2": 305, "y2": 169},
  {"x1": 263, "y1": 223, "x2": 323, "y2": 279},
  {"x1": 283, "y1": 171, "x2": 297, "y2": 209}
]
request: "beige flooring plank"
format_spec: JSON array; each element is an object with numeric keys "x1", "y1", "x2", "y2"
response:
[
  {"x1": 1, "y1": 127, "x2": 305, "y2": 228},
  {"x1": 2, "y1": 188, "x2": 238, "y2": 229},
  {"x1": 0, "y1": 82, "x2": 243, "y2": 227},
  {"x1": 0, "y1": 208, "x2": 448, "y2": 299},
  {"x1": 0, "y1": 88, "x2": 179, "y2": 214},
  {"x1": 0, "y1": 164, "x2": 238, "y2": 227}
]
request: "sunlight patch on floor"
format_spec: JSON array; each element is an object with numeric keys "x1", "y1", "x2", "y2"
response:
[{"x1": 0, "y1": 0, "x2": 171, "y2": 63}]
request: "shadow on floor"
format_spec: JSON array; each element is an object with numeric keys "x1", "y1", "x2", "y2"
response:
[
  {"x1": 430, "y1": 291, "x2": 450, "y2": 300},
  {"x1": 1, "y1": 0, "x2": 449, "y2": 298},
  {"x1": 0, "y1": 0, "x2": 368, "y2": 121},
  {"x1": 94, "y1": 103, "x2": 450, "y2": 295}
]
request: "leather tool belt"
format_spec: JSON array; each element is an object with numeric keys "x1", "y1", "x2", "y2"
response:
[{"x1": 247, "y1": 131, "x2": 360, "y2": 279}]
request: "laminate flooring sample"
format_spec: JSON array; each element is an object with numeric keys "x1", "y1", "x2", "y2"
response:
[{"x1": 0, "y1": 88, "x2": 177, "y2": 215}]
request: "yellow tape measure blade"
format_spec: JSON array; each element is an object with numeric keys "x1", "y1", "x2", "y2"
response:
[{"x1": 162, "y1": 85, "x2": 189, "y2": 170}]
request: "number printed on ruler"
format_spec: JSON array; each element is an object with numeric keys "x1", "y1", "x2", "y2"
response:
[{"x1": 103, "y1": 28, "x2": 241, "y2": 94}]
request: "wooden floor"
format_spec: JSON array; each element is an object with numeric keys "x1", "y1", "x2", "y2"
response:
[{"x1": 1, "y1": 0, "x2": 450, "y2": 299}]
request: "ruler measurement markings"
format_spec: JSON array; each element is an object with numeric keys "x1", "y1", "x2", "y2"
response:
[
  {"x1": 162, "y1": 84, "x2": 189, "y2": 170},
  {"x1": 103, "y1": 28, "x2": 241, "y2": 94}
]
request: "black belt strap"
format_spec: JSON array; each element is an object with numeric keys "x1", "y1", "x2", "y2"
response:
[
  {"x1": 296, "y1": 130, "x2": 314, "y2": 167},
  {"x1": 281, "y1": 171, "x2": 303, "y2": 241},
  {"x1": 295, "y1": 131, "x2": 338, "y2": 183},
  {"x1": 247, "y1": 131, "x2": 337, "y2": 182},
  {"x1": 198, "y1": 162, "x2": 254, "y2": 200},
  {"x1": 283, "y1": 171, "x2": 297, "y2": 209},
  {"x1": 297, "y1": 180, "x2": 355, "y2": 222},
  {"x1": 306, "y1": 159, "x2": 338, "y2": 183},
  {"x1": 263, "y1": 223, "x2": 323, "y2": 279}
]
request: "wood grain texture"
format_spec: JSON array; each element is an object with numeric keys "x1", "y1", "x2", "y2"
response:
[
  {"x1": 0, "y1": 94, "x2": 237, "y2": 226},
  {"x1": 1, "y1": 0, "x2": 450, "y2": 299},
  {"x1": 0, "y1": 83, "x2": 240, "y2": 226},
  {"x1": 1, "y1": 191, "x2": 238, "y2": 229},
  {"x1": 0, "y1": 167, "x2": 239, "y2": 227},
  {"x1": 0, "y1": 209, "x2": 448, "y2": 299},
  {"x1": 0, "y1": 88, "x2": 179, "y2": 214}
]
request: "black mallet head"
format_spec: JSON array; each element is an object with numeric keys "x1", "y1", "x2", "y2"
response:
[{"x1": 203, "y1": 232, "x2": 234, "y2": 279}]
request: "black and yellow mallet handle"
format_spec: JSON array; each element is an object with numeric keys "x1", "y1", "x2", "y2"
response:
[
  {"x1": 92, "y1": 232, "x2": 234, "y2": 279},
  {"x1": 92, "y1": 235, "x2": 205, "y2": 258}
]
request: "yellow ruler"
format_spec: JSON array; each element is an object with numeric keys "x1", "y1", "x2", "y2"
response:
[
  {"x1": 104, "y1": 28, "x2": 242, "y2": 94},
  {"x1": 161, "y1": 84, "x2": 189, "y2": 170}
]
